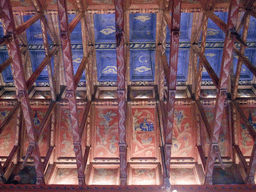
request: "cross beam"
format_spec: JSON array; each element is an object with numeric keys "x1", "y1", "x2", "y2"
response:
[
  {"x1": 0, "y1": 0, "x2": 45, "y2": 184},
  {"x1": 204, "y1": 0, "x2": 240, "y2": 184},
  {"x1": 232, "y1": 13, "x2": 250, "y2": 100},
  {"x1": 164, "y1": 0, "x2": 181, "y2": 187},
  {"x1": 115, "y1": 0, "x2": 127, "y2": 186},
  {"x1": 57, "y1": 0, "x2": 85, "y2": 185}
]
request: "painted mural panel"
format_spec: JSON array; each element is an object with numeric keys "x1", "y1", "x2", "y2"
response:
[
  {"x1": 59, "y1": 108, "x2": 84, "y2": 157},
  {"x1": 131, "y1": 168, "x2": 157, "y2": 185},
  {"x1": 131, "y1": 107, "x2": 157, "y2": 158},
  {"x1": 94, "y1": 107, "x2": 119, "y2": 158},
  {"x1": 201, "y1": 106, "x2": 229, "y2": 157},
  {"x1": 170, "y1": 168, "x2": 198, "y2": 185},
  {"x1": 0, "y1": 108, "x2": 16, "y2": 156},
  {"x1": 24, "y1": 108, "x2": 48, "y2": 157},
  {"x1": 53, "y1": 168, "x2": 78, "y2": 185},
  {"x1": 172, "y1": 107, "x2": 194, "y2": 158},
  {"x1": 237, "y1": 107, "x2": 256, "y2": 156},
  {"x1": 91, "y1": 168, "x2": 118, "y2": 185}
]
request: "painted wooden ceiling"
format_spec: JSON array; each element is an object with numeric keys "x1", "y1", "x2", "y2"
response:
[{"x1": 1, "y1": 5, "x2": 256, "y2": 87}]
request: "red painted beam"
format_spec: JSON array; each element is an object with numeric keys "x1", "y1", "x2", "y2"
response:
[
  {"x1": 16, "y1": 13, "x2": 43, "y2": 36},
  {"x1": 194, "y1": 14, "x2": 208, "y2": 100},
  {"x1": 232, "y1": 14, "x2": 250, "y2": 100},
  {"x1": 40, "y1": 16, "x2": 56, "y2": 101},
  {"x1": 26, "y1": 46, "x2": 58, "y2": 90},
  {"x1": 204, "y1": 0, "x2": 240, "y2": 185},
  {"x1": 37, "y1": 102, "x2": 56, "y2": 142},
  {"x1": 204, "y1": 11, "x2": 227, "y2": 32},
  {"x1": 0, "y1": 0, "x2": 45, "y2": 184},
  {"x1": 247, "y1": 9, "x2": 256, "y2": 19},
  {"x1": 234, "y1": 145, "x2": 248, "y2": 173},
  {"x1": 232, "y1": 100, "x2": 256, "y2": 141},
  {"x1": 79, "y1": 102, "x2": 91, "y2": 139},
  {"x1": 83, "y1": 146, "x2": 90, "y2": 173},
  {"x1": 2, "y1": 146, "x2": 19, "y2": 172},
  {"x1": 247, "y1": 144, "x2": 256, "y2": 183},
  {"x1": 0, "y1": 34, "x2": 12, "y2": 46},
  {"x1": 195, "y1": 100, "x2": 212, "y2": 139},
  {"x1": 0, "y1": 102, "x2": 20, "y2": 134},
  {"x1": 115, "y1": 0, "x2": 127, "y2": 186},
  {"x1": 69, "y1": 12, "x2": 83, "y2": 33},
  {"x1": 194, "y1": 46, "x2": 219, "y2": 89},
  {"x1": 0, "y1": 58, "x2": 12, "y2": 73},
  {"x1": 234, "y1": 47, "x2": 256, "y2": 77},
  {"x1": 204, "y1": 10, "x2": 247, "y2": 46},
  {"x1": 164, "y1": 0, "x2": 181, "y2": 187},
  {"x1": 197, "y1": 145, "x2": 206, "y2": 170},
  {"x1": 43, "y1": 146, "x2": 54, "y2": 171},
  {"x1": 57, "y1": 0, "x2": 85, "y2": 185}
]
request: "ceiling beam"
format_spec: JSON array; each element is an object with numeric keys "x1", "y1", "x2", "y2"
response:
[
  {"x1": 193, "y1": 44, "x2": 219, "y2": 89},
  {"x1": 231, "y1": 100, "x2": 256, "y2": 141},
  {"x1": 194, "y1": 14, "x2": 209, "y2": 100},
  {"x1": 0, "y1": 102, "x2": 20, "y2": 134},
  {"x1": 204, "y1": 0, "x2": 240, "y2": 185},
  {"x1": 36, "y1": 101, "x2": 56, "y2": 142},
  {"x1": 26, "y1": 46, "x2": 58, "y2": 90},
  {"x1": 0, "y1": 0, "x2": 45, "y2": 184},
  {"x1": 0, "y1": 58, "x2": 12, "y2": 74},
  {"x1": 0, "y1": 34, "x2": 12, "y2": 46},
  {"x1": 195, "y1": 100, "x2": 212, "y2": 139},
  {"x1": 164, "y1": 0, "x2": 181, "y2": 187},
  {"x1": 232, "y1": 13, "x2": 250, "y2": 100},
  {"x1": 16, "y1": 13, "x2": 42, "y2": 36},
  {"x1": 204, "y1": 10, "x2": 247, "y2": 46},
  {"x1": 68, "y1": 12, "x2": 83, "y2": 33},
  {"x1": 233, "y1": 47, "x2": 256, "y2": 77},
  {"x1": 57, "y1": 0, "x2": 85, "y2": 185},
  {"x1": 40, "y1": 16, "x2": 57, "y2": 101},
  {"x1": 115, "y1": 0, "x2": 127, "y2": 186}
]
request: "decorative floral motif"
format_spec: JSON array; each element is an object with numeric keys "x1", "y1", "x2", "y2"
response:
[
  {"x1": 95, "y1": 109, "x2": 119, "y2": 158},
  {"x1": 132, "y1": 108, "x2": 156, "y2": 158}
]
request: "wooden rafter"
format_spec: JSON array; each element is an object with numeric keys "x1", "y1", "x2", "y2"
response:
[
  {"x1": 232, "y1": 13, "x2": 250, "y2": 100},
  {"x1": 0, "y1": 0, "x2": 45, "y2": 184},
  {"x1": 0, "y1": 102, "x2": 20, "y2": 134},
  {"x1": 26, "y1": 46, "x2": 58, "y2": 90},
  {"x1": 204, "y1": 0, "x2": 240, "y2": 184},
  {"x1": 57, "y1": 0, "x2": 87, "y2": 185},
  {"x1": 163, "y1": 0, "x2": 181, "y2": 187},
  {"x1": 115, "y1": 0, "x2": 127, "y2": 185}
]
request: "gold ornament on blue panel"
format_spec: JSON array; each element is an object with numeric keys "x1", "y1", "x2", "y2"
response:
[
  {"x1": 134, "y1": 15, "x2": 151, "y2": 22},
  {"x1": 102, "y1": 66, "x2": 117, "y2": 74},
  {"x1": 100, "y1": 26, "x2": 115, "y2": 35}
]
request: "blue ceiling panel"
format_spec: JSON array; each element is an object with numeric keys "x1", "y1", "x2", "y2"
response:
[
  {"x1": 72, "y1": 50, "x2": 86, "y2": 82},
  {"x1": 206, "y1": 12, "x2": 227, "y2": 41},
  {"x1": 233, "y1": 49, "x2": 256, "y2": 80},
  {"x1": 30, "y1": 51, "x2": 49, "y2": 82},
  {"x1": 0, "y1": 51, "x2": 13, "y2": 82},
  {"x1": 130, "y1": 50, "x2": 155, "y2": 81},
  {"x1": 129, "y1": 13, "x2": 156, "y2": 42},
  {"x1": 165, "y1": 49, "x2": 189, "y2": 81},
  {"x1": 0, "y1": 22, "x2": 4, "y2": 37},
  {"x1": 247, "y1": 16, "x2": 256, "y2": 40},
  {"x1": 23, "y1": 15, "x2": 43, "y2": 44},
  {"x1": 68, "y1": 14, "x2": 82, "y2": 44},
  {"x1": 96, "y1": 50, "x2": 117, "y2": 81},
  {"x1": 94, "y1": 14, "x2": 115, "y2": 43},
  {"x1": 201, "y1": 49, "x2": 223, "y2": 80},
  {"x1": 166, "y1": 13, "x2": 192, "y2": 42}
]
